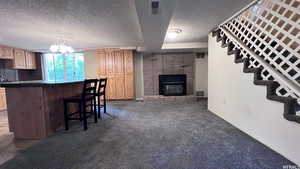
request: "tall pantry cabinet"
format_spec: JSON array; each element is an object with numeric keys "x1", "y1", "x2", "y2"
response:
[{"x1": 96, "y1": 49, "x2": 134, "y2": 100}]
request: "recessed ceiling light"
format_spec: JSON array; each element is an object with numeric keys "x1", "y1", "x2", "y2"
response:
[{"x1": 167, "y1": 28, "x2": 182, "y2": 39}]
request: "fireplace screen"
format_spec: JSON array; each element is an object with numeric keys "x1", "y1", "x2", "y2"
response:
[
  {"x1": 159, "y1": 75, "x2": 186, "y2": 96},
  {"x1": 163, "y1": 83, "x2": 184, "y2": 95}
]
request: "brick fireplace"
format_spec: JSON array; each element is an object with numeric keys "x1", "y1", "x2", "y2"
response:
[{"x1": 143, "y1": 52, "x2": 194, "y2": 96}]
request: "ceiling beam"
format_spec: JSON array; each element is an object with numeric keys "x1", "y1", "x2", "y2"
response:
[
  {"x1": 162, "y1": 42, "x2": 208, "y2": 50},
  {"x1": 135, "y1": 0, "x2": 178, "y2": 52}
]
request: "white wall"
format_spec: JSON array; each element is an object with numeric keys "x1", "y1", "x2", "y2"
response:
[
  {"x1": 194, "y1": 53, "x2": 208, "y2": 97},
  {"x1": 208, "y1": 33, "x2": 300, "y2": 165}
]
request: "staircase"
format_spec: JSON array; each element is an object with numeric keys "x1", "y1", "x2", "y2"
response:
[{"x1": 212, "y1": 0, "x2": 300, "y2": 123}]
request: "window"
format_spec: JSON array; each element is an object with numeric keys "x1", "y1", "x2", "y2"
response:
[{"x1": 43, "y1": 53, "x2": 85, "y2": 82}]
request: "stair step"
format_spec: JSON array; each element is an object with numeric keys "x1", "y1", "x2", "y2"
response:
[
  {"x1": 235, "y1": 58, "x2": 246, "y2": 63},
  {"x1": 254, "y1": 80, "x2": 273, "y2": 86}
]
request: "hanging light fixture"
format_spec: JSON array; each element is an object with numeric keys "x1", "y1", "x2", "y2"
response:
[{"x1": 49, "y1": 38, "x2": 74, "y2": 53}]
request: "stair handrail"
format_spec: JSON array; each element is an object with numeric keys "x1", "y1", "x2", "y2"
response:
[
  {"x1": 220, "y1": 26, "x2": 300, "y2": 103},
  {"x1": 219, "y1": 0, "x2": 261, "y2": 28}
]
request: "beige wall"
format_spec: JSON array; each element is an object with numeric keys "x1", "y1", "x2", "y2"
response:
[
  {"x1": 194, "y1": 53, "x2": 208, "y2": 97},
  {"x1": 208, "y1": 33, "x2": 300, "y2": 165},
  {"x1": 84, "y1": 50, "x2": 98, "y2": 79},
  {"x1": 134, "y1": 53, "x2": 144, "y2": 100}
]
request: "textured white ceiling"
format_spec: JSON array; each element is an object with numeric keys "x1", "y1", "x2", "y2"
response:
[
  {"x1": 0, "y1": 0, "x2": 143, "y2": 51},
  {"x1": 165, "y1": 0, "x2": 253, "y2": 43},
  {"x1": 0, "y1": 0, "x2": 253, "y2": 51}
]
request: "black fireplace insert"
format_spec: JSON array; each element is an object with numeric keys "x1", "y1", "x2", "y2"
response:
[{"x1": 159, "y1": 74, "x2": 187, "y2": 96}]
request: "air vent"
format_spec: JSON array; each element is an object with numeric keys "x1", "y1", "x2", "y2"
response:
[
  {"x1": 196, "y1": 90, "x2": 205, "y2": 101},
  {"x1": 196, "y1": 53, "x2": 205, "y2": 59},
  {"x1": 196, "y1": 91, "x2": 204, "y2": 97},
  {"x1": 151, "y1": 0, "x2": 159, "y2": 15}
]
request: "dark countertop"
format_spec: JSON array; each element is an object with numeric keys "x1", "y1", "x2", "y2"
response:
[{"x1": 0, "y1": 80, "x2": 84, "y2": 88}]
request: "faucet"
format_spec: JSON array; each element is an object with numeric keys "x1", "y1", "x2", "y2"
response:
[{"x1": 0, "y1": 71, "x2": 8, "y2": 82}]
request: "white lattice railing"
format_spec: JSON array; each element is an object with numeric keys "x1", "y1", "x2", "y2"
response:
[{"x1": 217, "y1": 0, "x2": 300, "y2": 102}]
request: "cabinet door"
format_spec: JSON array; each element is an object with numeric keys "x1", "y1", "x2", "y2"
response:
[
  {"x1": 106, "y1": 51, "x2": 114, "y2": 76},
  {"x1": 97, "y1": 50, "x2": 106, "y2": 77},
  {"x1": 98, "y1": 50, "x2": 134, "y2": 100},
  {"x1": 114, "y1": 51, "x2": 125, "y2": 99},
  {"x1": 14, "y1": 49, "x2": 26, "y2": 69},
  {"x1": 124, "y1": 74, "x2": 134, "y2": 99},
  {"x1": 124, "y1": 50, "x2": 133, "y2": 74},
  {"x1": 0, "y1": 88, "x2": 6, "y2": 111},
  {"x1": 115, "y1": 76, "x2": 125, "y2": 99},
  {"x1": 106, "y1": 78, "x2": 116, "y2": 100},
  {"x1": 25, "y1": 51, "x2": 37, "y2": 69},
  {"x1": 124, "y1": 51, "x2": 134, "y2": 99},
  {"x1": 0, "y1": 46, "x2": 14, "y2": 59},
  {"x1": 114, "y1": 50, "x2": 124, "y2": 75}
]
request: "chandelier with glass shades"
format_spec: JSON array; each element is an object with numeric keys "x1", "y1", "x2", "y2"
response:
[{"x1": 49, "y1": 38, "x2": 74, "y2": 53}]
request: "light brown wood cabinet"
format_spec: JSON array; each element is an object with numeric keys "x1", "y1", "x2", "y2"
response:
[
  {"x1": 124, "y1": 50, "x2": 134, "y2": 99},
  {"x1": 5, "y1": 82, "x2": 83, "y2": 139},
  {"x1": 0, "y1": 46, "x2": 14, "y2": 59},
  {"x1": 0, "y1": 88, "x2": 7, "y2": 111},
  {"x1": 6, "y1": 49, "x2": 37, "y2": 70},
  {"x1": 97, "y1": 49, "x2": 134, "y2": 100},
  {"x1": 25, "y1": 51, "x2": 37, "y2": 69},
  {"x1": 13, "y1": 49, "x2": 27, "y2": 69}
]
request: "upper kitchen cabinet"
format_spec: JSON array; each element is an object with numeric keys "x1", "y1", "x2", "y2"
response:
[
  {"x1": 0, "y1": 43, "x2": 37, "y2": 70},
  {"x1": 5, "y1": 49, "x2": 37, "y2": 70},
  {"x1": 25, "y1": 51, "x2": 37, "y2": 70},
  {"x1": 0, "y1": 45, "x2": 14, "y2": 59},
  {"x1": 13, "y1": 49, "x2": 27, "y2": 69}
]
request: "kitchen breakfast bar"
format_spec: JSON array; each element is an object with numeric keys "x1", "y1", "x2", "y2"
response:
[{"x1": 0, "y1": 80, "x2": 84, "y2": 139}]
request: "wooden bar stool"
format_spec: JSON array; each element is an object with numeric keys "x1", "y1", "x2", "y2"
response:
[
  {"x1": 63, "y1": 79, "x2": 98, "y2": 130},
  {"x1": 95, "y1": 78, "x2": 107, "y2": 119}
]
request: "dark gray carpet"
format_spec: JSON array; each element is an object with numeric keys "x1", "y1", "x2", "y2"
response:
[{"x1": 0, "y1": 100, "x2": 294, "y2": 169}]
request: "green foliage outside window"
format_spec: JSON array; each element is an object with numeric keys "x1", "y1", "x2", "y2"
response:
[{"x1": 44, "y1": 53, "x2": 85, "y2": 82}]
